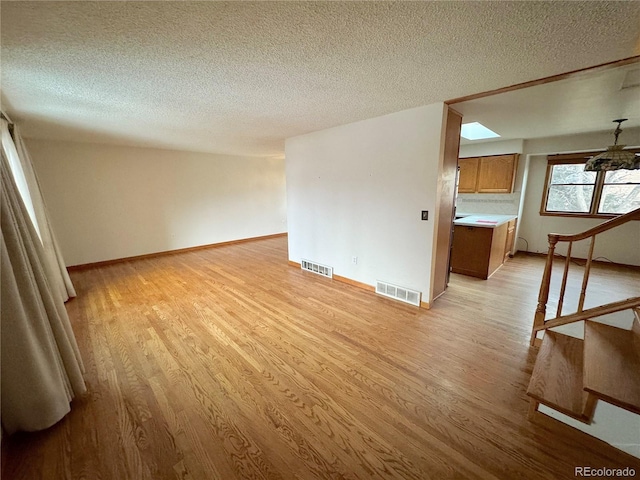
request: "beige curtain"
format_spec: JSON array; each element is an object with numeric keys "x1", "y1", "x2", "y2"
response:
[
  {"x1": 1, "y1": 147, "x2": 86, "y2": 434},
  {"x1": 1, "y1": 120, "x2": 76, "y2": 301}
]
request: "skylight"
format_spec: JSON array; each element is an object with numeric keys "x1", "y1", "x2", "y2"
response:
[{"x1": 460, "y1": 122, "x2": 500, "y2": 140}]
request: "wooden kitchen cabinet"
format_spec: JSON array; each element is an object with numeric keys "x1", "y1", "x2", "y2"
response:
[
  {"x1": 451, "y1": 223, "x2": 509, "y2": 279},
  {"x1": 504, "y1": 219, "x2": 517, "y2": 262},
  {"x1": 458, "y1": 154, "x2": 518, "y2": 194},
  {"x1": 477, "y1": 155, "x2": 518, "y2": 193},
  {"x1": 457, "y1": 157, "x2": 479, "y2": 193}
]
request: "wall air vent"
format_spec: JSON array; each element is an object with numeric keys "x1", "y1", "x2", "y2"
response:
[
  {"x1": 301, "y1": 259, "x2": 333, "y2": 278},
  {"x1": 375, "y1": 281, "x2": 421, "y2": 307}
]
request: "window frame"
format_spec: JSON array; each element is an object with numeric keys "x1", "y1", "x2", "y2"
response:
[{"x1": 540, "y1": 149, "x2": 640, "y2": 219}]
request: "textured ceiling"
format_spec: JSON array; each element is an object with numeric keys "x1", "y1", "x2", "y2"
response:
[{"x1": 2, "y1": 1, "x2": 640, "y2": 157}]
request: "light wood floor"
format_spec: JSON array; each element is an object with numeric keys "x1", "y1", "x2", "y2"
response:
[{"x1": 3, "y1": 236, "x2": 640, "y2": 479}]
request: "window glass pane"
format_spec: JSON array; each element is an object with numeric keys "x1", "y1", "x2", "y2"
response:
[
  {"x1": 550, "y1": 164, "x2": 596, "y2": 184},
  {"x1": 598, "y1": 184, "x2": 640, "y2": 214},
  {"x1": 546, "y1": 185, "x2": 595, "y2": 213},
  {"x1": 604, "y1": 169, "x2": 640, "y2": 184}
]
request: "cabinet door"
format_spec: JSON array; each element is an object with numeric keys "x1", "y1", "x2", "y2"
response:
[
  {"x1": 458, "y1": 157, "x2": 479, "y2": 193},
  {"x1": 504, "y1": 219, "x2": 517, "y2": 262},
  {"x1": 477, "y1": 155, "x2": 518, "y2": 193},
  {"x1": 450, "y1": 225, "x2": 493, "y2": 278}
]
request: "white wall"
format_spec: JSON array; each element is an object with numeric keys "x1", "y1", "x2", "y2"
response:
[
  {"x1": 28, "y1": 139, "x2": 287, "y2": 266},
  {"x1": 285, "y1": 103, "x2": 446, "y2": 301},
  {"x1": 524, "y1": 127, "x2": 640, "y2": 157},
  {"x1": 458, "y1": 138, "x2": 524, "y2": 158},
  {"x1": 457, "y1": 139, "x2": 525, "y2": 215}
]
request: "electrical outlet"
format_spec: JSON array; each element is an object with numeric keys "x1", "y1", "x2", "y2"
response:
[
  {"x1": 352, "y1": 256, "x2": 358, "y2": 265},
  {"x1": 421, "y1": 210, "x2": 429, "y2": 221}
]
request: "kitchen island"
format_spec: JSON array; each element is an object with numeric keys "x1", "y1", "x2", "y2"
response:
[{"x1": 450, "y1": 214, "x2": 517, "y2": 279}]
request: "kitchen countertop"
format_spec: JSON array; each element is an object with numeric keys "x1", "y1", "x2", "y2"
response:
[{"x1": 453, "y1": 214, "x2": 517, "y2": 228}]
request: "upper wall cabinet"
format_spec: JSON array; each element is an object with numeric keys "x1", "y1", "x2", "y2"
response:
[
  {"x1": 457, "y1": 157, "x2": 479, "y2": 193},
  {"x1": 458, "y1": 154, "x2": 519, "y2": 194}
]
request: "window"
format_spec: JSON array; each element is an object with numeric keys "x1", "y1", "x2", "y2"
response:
[
  {"x1": 542, "y1": 150, "x2": 640, "y2": 217},
  {"x1": 599, "y1": 169, "x2": 640, "y2": 214}
]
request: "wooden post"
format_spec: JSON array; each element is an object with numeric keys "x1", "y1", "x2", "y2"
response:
[
  {"x1": 577, "y1": 236, "x2": 596, "y2": 313},
  {"x1": 556, "y1": 240, "x2": 573, "y2": 318},
  {"x1": 530, "y1": 235, "x2": 558, "y2": 346}
]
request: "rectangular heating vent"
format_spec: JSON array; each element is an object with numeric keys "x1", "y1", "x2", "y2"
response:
[
  {"x1": 375, "y1": 281, "x2": 421, "y2": 307},
  {"x1": 301, "y1": 259, "x2": 333, "y2": 278}
]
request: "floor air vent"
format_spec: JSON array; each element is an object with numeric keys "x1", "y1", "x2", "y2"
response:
[
  {"x1": 301, "y1": 259, "x2": 333, "y2": 278},
  {"x1": 376, "y1": 281, "x2": 421, "y2": 306}
]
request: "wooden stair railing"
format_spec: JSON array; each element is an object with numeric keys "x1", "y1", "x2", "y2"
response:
[
  {"x1": 530, "y1": 206, "x2": 640, "y2": 346},
  {"x1": 534, "y1": 297, "x2": 640, "y2": 332}
]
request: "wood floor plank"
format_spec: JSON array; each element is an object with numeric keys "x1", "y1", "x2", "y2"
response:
[{"x1": 3, "y1": 237, "x2": 640, "y2": 480}]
